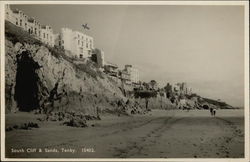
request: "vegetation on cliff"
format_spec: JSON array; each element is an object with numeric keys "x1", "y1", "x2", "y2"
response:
[
  {"x1": 5, "y1": 21, "x2": 150, "y2": 120},
  {"x1": 5, "y1": 20, "x2": 235, "y2": 121}
]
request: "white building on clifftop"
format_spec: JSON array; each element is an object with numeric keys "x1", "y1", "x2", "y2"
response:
[
  {"x1": 5, "y1": 4, "x2": 55, "y2": 47},
  {"x1": 55, "y1": 28, "x2": 94, "y2": 59}
]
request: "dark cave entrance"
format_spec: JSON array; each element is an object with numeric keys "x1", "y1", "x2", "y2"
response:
[{"x1": 14, "y1": 51, "x2": 41, "y2": 112}]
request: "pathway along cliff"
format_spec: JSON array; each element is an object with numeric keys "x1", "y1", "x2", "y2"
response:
[{"x1": 6, "y1": 109, "x2": 244, "y2": 158}]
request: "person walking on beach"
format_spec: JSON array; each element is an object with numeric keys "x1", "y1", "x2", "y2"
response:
[
  {"x1": 213, "y1": 108, "x2": 216, "y2": 116},
  {"x1": 209, "y1": 107, "x2": 216, "y2": 116},
  {"x1": 209, "y1": 107, "x2": 213, "y2": 116}
]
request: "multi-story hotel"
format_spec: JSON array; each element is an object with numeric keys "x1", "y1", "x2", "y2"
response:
[
  {"x1": 55, "y1": 28, "x2": 94, "y2": 59},
  {"x1": 5, "y1": 4, "x2": 55, "y2": 47}
]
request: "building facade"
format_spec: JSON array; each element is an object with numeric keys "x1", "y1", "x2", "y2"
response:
[
  {"x1": 55, "y1": 28, "x2": 94, "y2": 59},
  {"x1": 124, "y1": 65, "x2": 139, "y2": 84},
  {"x1": 40, "y1": 25, "x2": 55, "y2": 46},
  {"x1": 5, "y1": 5, "x2": 55, "y2": 47},
  {"x1": 119, "y1": 70, "x2": 131, "y2": 84},
  {"x1": 104, "y1": 62, "x2": 119, "y2": 77},
  {"x1": 5, "y1": 4, "x2": 15, "y2": 24}
]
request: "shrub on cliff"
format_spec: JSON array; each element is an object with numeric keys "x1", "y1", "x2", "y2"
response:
[
  {"x1": 134, "y1": 90, "x2": 157, "y2": 98},
  {"x1": 74, "y1": 60, "x2": 104, "y2": 80}
]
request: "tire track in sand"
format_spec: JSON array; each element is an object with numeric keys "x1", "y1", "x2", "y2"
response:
[
  {"x1": 214, "y1": 117, "x2": 244, "y2": 158},
  {"x1": 113, "y1": 116, "x2": 183, "y2": 158},
  {"x1": 43, "y1": 116, "x2": 167, "y2": 149}
]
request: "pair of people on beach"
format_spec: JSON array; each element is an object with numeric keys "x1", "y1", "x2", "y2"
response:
[{"x1": 210, "y1": 107, "x2": 216, "y2": 116}]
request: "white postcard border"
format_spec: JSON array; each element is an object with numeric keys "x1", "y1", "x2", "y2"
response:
[{"x1": 0, "y1": 1, "x2": 249, "y2": 162}]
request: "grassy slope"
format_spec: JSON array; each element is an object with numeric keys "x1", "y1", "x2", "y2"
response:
[{"x1": 202, "y1": 97, "x2": 234, "y2": 109}]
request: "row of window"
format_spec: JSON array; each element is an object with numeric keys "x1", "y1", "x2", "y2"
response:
[
  {"x1": 77, "y1": 39, "x2": 92, "y2": 48},
  {"x1": 15, "y1": 18, "x2": 46, "y2": 31},
  {"x1": 77, "y1": 34, "x2": 91, "y2": 40},
  {"x1": 77, "y1": 34, "x2": 93, "y2": 43},
  {"x1": 14, "y1": 18, "x2": 53, "y2": 41},
  {"x1": 28, "y1": 29, "x2": 53, "y2": 40}
]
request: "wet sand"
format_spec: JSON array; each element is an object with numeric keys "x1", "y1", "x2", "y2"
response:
[{"x1": 5, "y1": 109, "x2": 244, "y2": 158}]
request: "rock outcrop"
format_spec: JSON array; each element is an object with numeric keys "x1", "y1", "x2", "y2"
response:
[
  {"x1": 5, "y1": 21, "x2": 234, "y2": 116},
  {"x1": 5, "y1": 39, "x2": 127, "y2": 115}
]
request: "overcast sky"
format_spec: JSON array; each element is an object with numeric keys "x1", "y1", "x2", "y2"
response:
[{"x1": 10, "y1": 4, "x2": 245, "y2": 107}]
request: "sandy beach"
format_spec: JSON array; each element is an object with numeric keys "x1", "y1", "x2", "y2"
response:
[{"x1": 5, "y1": 109, "x2": 244, "y2": 158}]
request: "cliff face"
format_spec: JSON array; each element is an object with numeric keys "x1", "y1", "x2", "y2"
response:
[
  {"x1": 5, "y1": 39, "x2": 126, "y2": 115},
  {"x1": 5, "y1": 22, "x2": 231, "y2": 115}
]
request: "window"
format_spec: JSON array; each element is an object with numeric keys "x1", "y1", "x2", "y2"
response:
[
  {"x1": 20, "y1": 19, "x2": 22, "y2": 26},
  {"x1": 86, "y1": 43, "x2": 88, "y2": 48},
  {"x1": 43, "y1": 33, "x2": 45, "y2": 38},
  {"x1": 81, "y1": 41, "x2": 83, "y2": 46},
  {"x1": 47, "y1": 34, "x2": 48, "y2": 39},
  {"x1": 78, "y1": 40, "x2": 80, "y2": 45},
  {"x1": 16, "y1": 18, "x2": 18, "y2": 25},
  {"x1": 38, "y1": 31, "x2": 41, "y2": 36},
  {"x1": 79, "y1": 54, "x2": 83, "y2": 58}
]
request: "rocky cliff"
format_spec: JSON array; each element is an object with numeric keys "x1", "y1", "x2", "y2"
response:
[
  {"x1": 5, "y1": 21, "x2": 233, "y2": 117},
  {"x1": 5, "y1": 38, "x2": 130, "y2": 115}
]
